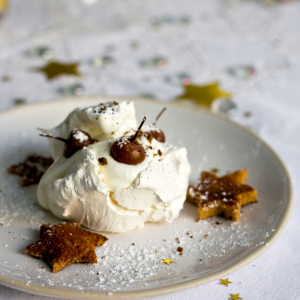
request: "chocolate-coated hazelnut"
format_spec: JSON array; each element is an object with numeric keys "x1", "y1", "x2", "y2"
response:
[
  {"x1": 110, "y1": 117, "x2": 146, "y2": 165},
  {"x1": 144, "y1": 108, "x2": 166, "y2": 143},
  {"x1": 40, "y1": 129, "x2": 95, "y2": 158}
]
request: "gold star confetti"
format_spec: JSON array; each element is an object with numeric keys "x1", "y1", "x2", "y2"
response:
[
  {"x1": 1, "y1": 75, "x2": 10, "y2": 82},
  {"x1": 219, "y1": 278, "x2": 232, "y2": 287},
  {"x1": 35, "y1": 61, "x2": 80, "y2": 80},
  {"x1": 211, "y1": 168, "x2": 219, "y2": 173},
  {"x1": 229, "y1": 293, "x2": 242, "y2": 300},
  {"x1": 177, "y1": 82, "x2": 232, "y2": 107},
  {"x1": 161, "y1": 259, "x2": 174, "y2": 265},
  {"x1": 0, "y1": 0, "x2": 8, "y2": 12}
]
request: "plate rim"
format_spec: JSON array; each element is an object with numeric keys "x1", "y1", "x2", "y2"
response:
[{"x1": 0, "y1": 96, "x2": 293, "y2": 299}]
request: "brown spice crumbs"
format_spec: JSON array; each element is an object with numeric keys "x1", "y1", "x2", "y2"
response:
[
  {"x1": 98, "y1": 157, "x2": 108, "y2": 165},
  {"x1": 204, "y1": 235, "x2": 208, "y2": 239},
  {"x1": 158, "y1": 149, "x2": 162, "y2": 156},
  {"x1": 177, "y1": 247, "x2": 184, "y2": 253},
  {"x1": 7, "y1": 155, "x2": 53, "y2": 186},
  {"x1": 145, "y1": 132, "x2": 153, "y2": 143}
]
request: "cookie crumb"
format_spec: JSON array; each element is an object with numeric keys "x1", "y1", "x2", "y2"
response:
[{"x1": 98, "y1": 157, "x2": 108, "y2": 165}]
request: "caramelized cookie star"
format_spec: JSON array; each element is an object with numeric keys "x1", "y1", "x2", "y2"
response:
[
  {"x1": 25, "y1": 222, "x2": 108, "y2": 273},
  {"x1": 187, "y1": 169, "x2": 257, "y2": 221}
]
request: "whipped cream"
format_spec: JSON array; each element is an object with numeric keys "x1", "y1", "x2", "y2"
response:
[
  {"x1": 40, "y1": 101, "x2": 137, "y2": 160},
  {"x1": 37, "y1": 101, "x2": 191, "y2": 232}
]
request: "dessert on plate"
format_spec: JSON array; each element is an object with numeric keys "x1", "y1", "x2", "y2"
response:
[{"x1": 37, "y1": 101, "x2": 191, "y2": 232}]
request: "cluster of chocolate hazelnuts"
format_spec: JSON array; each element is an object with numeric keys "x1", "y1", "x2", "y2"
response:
[{"x1": 40, "y1": 107, "x2": 166, "y2": 166}]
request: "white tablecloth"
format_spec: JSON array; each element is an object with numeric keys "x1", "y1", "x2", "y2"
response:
[{"x1": 0, "y1": 0, "x2": 300, "y2": 299}]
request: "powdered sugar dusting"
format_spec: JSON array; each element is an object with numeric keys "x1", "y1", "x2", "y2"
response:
[
  {"x1": 0, "y1": 145, "x2": 277, "y2": 293},
  {"x1": 83, "y1": 101, "x2": 121, "y2": 119},
  {"x1": 115, "y1": 137, "x2": 130, "y2": 148},
  {"x1": 0, "y1": 172, "x2": 276, "y2": 293},
  {"x1": 73, "y1": 130, "x2": 89, "y2": 143}
]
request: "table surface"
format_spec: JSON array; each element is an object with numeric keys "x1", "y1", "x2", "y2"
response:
[{"x1": 0, "y1": 0, "x2": 300, "y2": 299}]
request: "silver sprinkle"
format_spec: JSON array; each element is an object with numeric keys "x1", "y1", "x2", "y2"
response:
[
  {"x1": 26, "y1": 46, "x2": 53, "y2": 60},
  {"x1": 59, "y1": 83, "x2": 85, "y2": 96},
  {"x1": 91, "y1": 56, "x2": 114, "y2": 68},
  {"x1": 227, "y1": 65, "x2": 255, "y2": 79},
  {"x1": 211, "y1": 98, "x2": 238, "y2": 118},
  {"x1": 164, "y1": 73, "x2": 191, "y2": 86},
  {"x1": 140, "y1": 57, "x2": 166, "y2": 69}
]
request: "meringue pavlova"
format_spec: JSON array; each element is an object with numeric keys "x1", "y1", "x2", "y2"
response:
[{"x1": 37, "y1": 101, "x2": 191, "y2": 232}]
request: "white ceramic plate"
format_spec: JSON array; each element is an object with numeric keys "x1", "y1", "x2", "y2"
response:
[{"x1": 0, "y1": 97, "x2": 292, "y2": 299}]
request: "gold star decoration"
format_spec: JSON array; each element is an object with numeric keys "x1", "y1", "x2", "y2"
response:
[
  {"x1": 176, "y1": 81, "x2": 232, "y2": 107},
  {"x1": 229, "y1": 293, "x2": 242, "y2": 300},
  {"x1": 35, "y1": 61, "x2": 80, "y2": 80},
  {"x1": 0, "y1": 0, "x2": 8, "y2": 11},
  {"x1": 161, "y1": 259, "x2": 174, "y2": 265},
  {"x1": 219, "y1": 278, "x2": 232, "y2": 287}
]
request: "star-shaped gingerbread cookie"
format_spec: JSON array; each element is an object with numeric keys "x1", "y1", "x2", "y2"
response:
[
  {"x1": 25, "y1": 222, "x2": 108, "y2": 273},
  {"x1": 187, "y1": 169, "x2": 257, "y2": 221}
]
